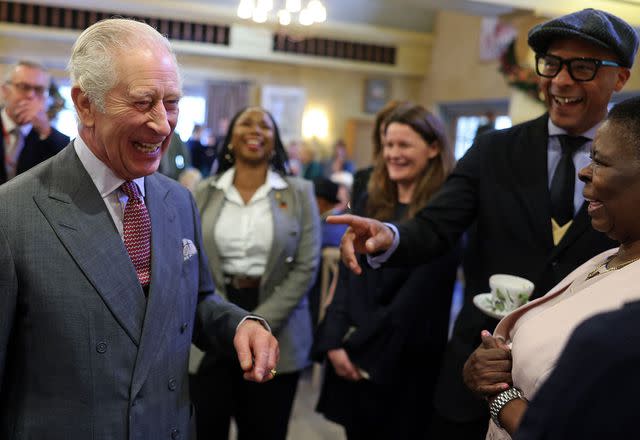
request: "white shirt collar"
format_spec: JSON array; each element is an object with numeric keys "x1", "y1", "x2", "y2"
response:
[
  {"x1": 1, "y1": 108, "x2": 32, "y2": 137},
  {"x1": 213, "y1": 167, "x2": 288, "y2": 205},
  {"x1": 213, "y1": 167, "x2": 288, "y2": 193},
  {"x1": 547, "y1": 118, "x2": 600, "y2": 140},
  {"x1": 73, "y1": 135, "x2": 146, "y2": 198}
]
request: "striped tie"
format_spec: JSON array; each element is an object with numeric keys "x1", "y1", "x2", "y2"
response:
[{"x1": 121, "y1": 181, "x2": 151, "y2": 286}]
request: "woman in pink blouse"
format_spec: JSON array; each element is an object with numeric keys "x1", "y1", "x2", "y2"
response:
[{"x1": 463, "y1": 96, "x2": 640, "y2": 439}]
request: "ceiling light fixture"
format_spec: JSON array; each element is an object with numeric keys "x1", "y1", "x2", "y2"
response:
[{"x1": 237, "y1": 0, "x2": 326, "y2": 26}]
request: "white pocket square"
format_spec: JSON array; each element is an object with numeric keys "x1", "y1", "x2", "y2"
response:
[{"x1": 182, "y1": 238, "x2": 198, "y2": 261}]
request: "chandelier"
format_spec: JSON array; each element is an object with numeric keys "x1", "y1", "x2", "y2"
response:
[{"x1": 237, "y1": 0, "x2": 327, "y2": 26}]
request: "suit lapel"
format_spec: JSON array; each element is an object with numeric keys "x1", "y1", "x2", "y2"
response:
[
  {"x1": 509, "y1": 115, "x2": 595, "y2": 257},
  {"x1": 33, "y1": 146, "x2": 145, "y2": 345},
  {"x1": 509, "y1": 115, "x2": 554, "y2": 250},
  {"x1": 548, "y1": 202, "x2": 591, "y2": 259},
  {"x1": 262, "y1": 187, "x2": 292, "y2": 285},
  {"x1": 131, "y1": 174, "x2": 180, "y2": 397},
  {"x1": 198, "y1": 183, "x2": 226, "y2": 293}
]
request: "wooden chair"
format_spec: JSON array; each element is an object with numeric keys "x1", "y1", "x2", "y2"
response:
[
  {"x1": 312, "y1": 246, "x2": 341, "y2": 388},
  {"x1": 318, "y1": 246, "x2": 341, "y2": 323}
]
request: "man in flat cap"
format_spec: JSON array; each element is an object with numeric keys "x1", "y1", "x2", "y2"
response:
[{"x1": 327, "y1": 8, "x2": 637, "y2": 439}]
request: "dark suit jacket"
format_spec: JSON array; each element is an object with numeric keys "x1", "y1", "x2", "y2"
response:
[
  {"x1": 0, "y1": 144, "x2": 248, "y2": 439},
  {"x1": 0, "y1": 114, "x2": 69, "y2": 184},
  {"x1": 515, "y1": 300, "x2": 640, "y2": 440},
  {"x1": 314, "y1": 195, "x2": 460, "y2": 433},
  {"x1": 389, "y1": 114, "x2": 616, "y2": 422},
  {"x1": 351, "y1": 166, "x2": 373, "y2": 208}
]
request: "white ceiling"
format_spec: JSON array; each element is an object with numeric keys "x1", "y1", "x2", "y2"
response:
[
  {"x1": 192, "y1": 0, "x2": 640, "y2": 31},
  {"x1": 192, "y1": 0, "x2": 515, "y2": 32},
  {"x1": 28, "y1": 0, "x2": 640, "y2": 33}
]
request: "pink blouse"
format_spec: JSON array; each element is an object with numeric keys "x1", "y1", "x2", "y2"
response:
[{"x1": 486, "y1": 248, "x2": 640, "y2": 440}]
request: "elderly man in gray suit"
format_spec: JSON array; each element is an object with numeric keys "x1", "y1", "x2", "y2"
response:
[{"x1": 0, "y1": 18, "x2": 278, "y2": 439}]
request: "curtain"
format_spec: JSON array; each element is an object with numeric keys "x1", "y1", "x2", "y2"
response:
[{"x1": 205, "y1": 81, "x2": 251, "y2": 137}]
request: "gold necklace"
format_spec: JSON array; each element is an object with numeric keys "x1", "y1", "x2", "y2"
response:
[{"x1": 585, "y1": 254, "x2": 640, "y2": 280}]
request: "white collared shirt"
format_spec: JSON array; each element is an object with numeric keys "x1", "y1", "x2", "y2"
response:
[
  {"x1": 213, "y1": 167, "x2": 288, "y2": 277},
  {"x1": 74, "y1": 136, "x2": 145, "y2": 238}
]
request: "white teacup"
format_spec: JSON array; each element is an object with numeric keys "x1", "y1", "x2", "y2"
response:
[{"x1": 489, "y1": 274, "x2": 534, "y2": 314}]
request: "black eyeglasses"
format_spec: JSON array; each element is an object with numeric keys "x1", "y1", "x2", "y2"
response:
[
  {"x1": 6, "y1": 81, "x2": 49, "y2": 97},
  {"x1": 535, "y1": 54, "x2": 621, "y2": 82}
]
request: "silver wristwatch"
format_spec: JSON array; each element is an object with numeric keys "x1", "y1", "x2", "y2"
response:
[{"x1": 489, "y1": 387, "x2": 525, "y2": 429}]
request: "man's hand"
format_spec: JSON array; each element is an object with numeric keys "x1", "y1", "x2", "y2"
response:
[
  {"x1": 463, "y1": 330, "x2": 512, "y2": 398},
  {"x1": 326, "y1": 214, "x2": 394, "y2": 275},
  {"x1": 234, "y1": 319, "x2": 279, "y2": 383},
  {"x1": 327, "y1": 348, "x2": 362, "y2": 382},
  {"x1": 12, "y1": 100, "x2": 51, "y2": 138}
]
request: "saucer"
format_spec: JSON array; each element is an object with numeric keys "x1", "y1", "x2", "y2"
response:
[{"x1": 473, "y1": 293, "x2": 510, "y2": 319}]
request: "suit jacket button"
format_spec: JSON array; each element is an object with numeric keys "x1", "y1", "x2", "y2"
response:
[
  {"x1": 171, "y1": 428, "x2": 180, "y2": 439},
  {"x1": 180, "y1": 322, "x2": 188, "y2": 334},
  {"x1": 96, "y1": 342, "x2": 107, "y2": 353},
  {"x1": 168, "y1": 378, "x2": 177, "y2": 391},
  {"x1": 285, "y1": 256, "x2": 294, "y2": 263}
]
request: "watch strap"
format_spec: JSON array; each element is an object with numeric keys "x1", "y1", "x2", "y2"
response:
[{"x1": 489, "y1": 387, "x2": 525, "y2": 429}]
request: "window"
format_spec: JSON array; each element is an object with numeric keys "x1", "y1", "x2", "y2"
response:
[
  {"x1": 175, "y1": 96, "x2": 206, "y2": 142},
  {"x1": 454, "y1": 115, "x2": 511, "y2": 159},
  {"x1": 53, "y1": 85, "x2": 78, "y2": 140},
  {"x1": 438, "y1": 99, "x2": 510, "y2": 160}
]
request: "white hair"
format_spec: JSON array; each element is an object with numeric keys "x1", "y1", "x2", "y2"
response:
[{"x1": 67, "y1": 18, "x2": 181, "y2": 112}]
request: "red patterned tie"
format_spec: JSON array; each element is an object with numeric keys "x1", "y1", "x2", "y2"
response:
[{"x1": 121, "y1": 181, "x2": 151, "y2": 286}]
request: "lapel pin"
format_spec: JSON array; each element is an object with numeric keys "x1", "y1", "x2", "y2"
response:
[{"x1": 275, "y1": 191, "x2": 287, "y2": 209}]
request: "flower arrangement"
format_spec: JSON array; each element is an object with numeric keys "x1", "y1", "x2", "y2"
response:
[{"x1": 499, "y1": 39, "x2": 545, "y2": 103}]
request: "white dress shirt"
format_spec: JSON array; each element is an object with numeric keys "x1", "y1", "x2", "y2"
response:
[
  {"x1": 73, "y1": 136, "x2": 145, "y2": 238},
  {"x1": 213, "y1": 167, "x2": 288, "y2": 277}
]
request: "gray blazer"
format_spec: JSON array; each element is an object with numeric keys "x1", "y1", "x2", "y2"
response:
[
  {"x1": 0, "y1": 145, "x2": 248, "y2": 440},
  {"x1": 195, "y1": 172, "x2": 321, "y2": 373}
]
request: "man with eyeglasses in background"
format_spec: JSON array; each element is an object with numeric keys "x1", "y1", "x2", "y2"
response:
[
  {"x1": 1, "y1": 60, "x2": 69, "y2": 184},
  {"x1": 328, "y1": 8, "x2": 637, "y2": 439}
]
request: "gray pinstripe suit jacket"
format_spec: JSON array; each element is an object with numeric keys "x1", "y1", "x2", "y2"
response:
[{"x1": 0, "y1": 144, "x2": 248, "y2": 439}]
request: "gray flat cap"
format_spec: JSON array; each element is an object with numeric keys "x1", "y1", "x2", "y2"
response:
[{"x1": 528, "y1": 8, "x2": 639, "y2": 68}]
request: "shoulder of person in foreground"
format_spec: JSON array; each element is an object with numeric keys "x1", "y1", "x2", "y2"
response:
[
  {"x1": 39, "y1": 126, "x2": 71, "y2": 150},
  {"x1": 515, "y1": 300, "x2": 640, "y2": 440}
]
